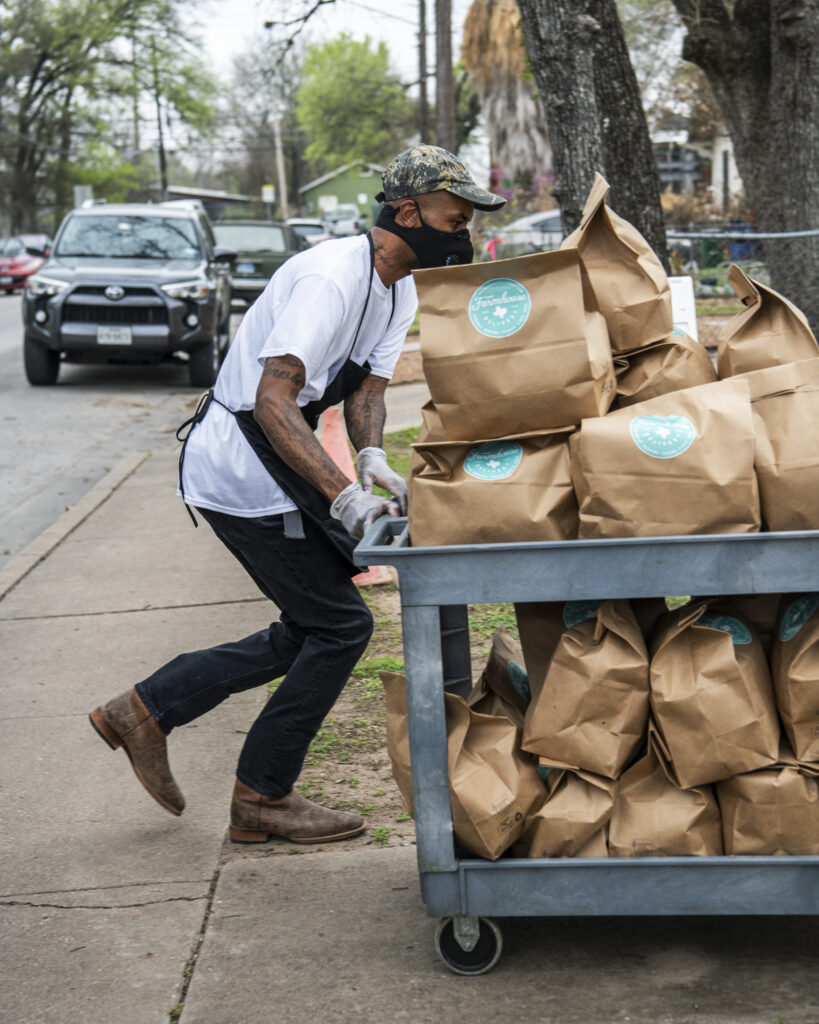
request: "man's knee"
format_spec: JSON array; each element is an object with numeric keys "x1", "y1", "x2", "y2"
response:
[{"x1": 342, "y1": 601, "x2": 374, "y2": 653}]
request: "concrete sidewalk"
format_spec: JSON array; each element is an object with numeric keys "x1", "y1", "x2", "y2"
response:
[{"x1": 1, "y1": 420, "x2": 817, "y2": 1023}]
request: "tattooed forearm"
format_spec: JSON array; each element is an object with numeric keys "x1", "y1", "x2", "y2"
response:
[
  {"x1": 345, "y1": 374, "x2": 388, "y2": 451},
  {"x1": 254, "y1": 355, "x2": 351, "y2": 500}
]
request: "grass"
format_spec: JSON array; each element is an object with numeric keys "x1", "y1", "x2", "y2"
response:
[
  {"x1": 468, "y1": 602, "x2": 519, "y2": 641},
  {"x1": 381, "y1": 426, "x2": 419, "y2": 483}
]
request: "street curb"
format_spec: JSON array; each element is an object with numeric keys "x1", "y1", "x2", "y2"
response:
[{"x1": 0, "y1": 451, "x2": 150, "y2": 602}]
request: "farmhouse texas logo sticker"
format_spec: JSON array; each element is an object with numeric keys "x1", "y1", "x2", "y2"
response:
[
  {"x1": 463, "y1": 441, "x2": 523, "y2": 480},
  {"x1": 468, "y1": 278, "x2": 531, "y2": 338},
  {"x1": 629, "y1": 415, "x2": 697, "y2": 459}
]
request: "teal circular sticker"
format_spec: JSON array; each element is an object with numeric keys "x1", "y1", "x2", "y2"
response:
[
  {"x1": 507, "y1": 660, "x2": 531, "y2": 703},
  {"x1": 698, "y1": 613, "x2": 752, "y2": 645},
  {"x1": 468, "y1": 278, "x2": 531, "y2": 338},
  {"x1": 463, "y1": 441, "x2": 523, "y2": 481},
  {"x1": 563, "y1": 600, "x2": 604, "y2": 629},
  {"x1": 779, "y1": 593, "x2": 819, "y2": 642},
  {"x1": 630, "y1": 415, "x2": 696, "y2": 459}
]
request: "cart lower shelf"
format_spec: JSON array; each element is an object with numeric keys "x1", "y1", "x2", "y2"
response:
[{"x1": 354, "y1": 519, "x2": 819, "y2": 974}]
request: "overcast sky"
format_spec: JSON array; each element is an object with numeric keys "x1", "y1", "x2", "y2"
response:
[{"x1": 198, "y1": 0, "x2": 475, "y2": 84}]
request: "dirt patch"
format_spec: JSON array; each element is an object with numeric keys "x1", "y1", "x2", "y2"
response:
[
  {"x1": 389, "y1": 347, "x2": 424, "y2": 386},
  {"x1": 697, "y1": 314, "x2": 734, "y2": 350}
]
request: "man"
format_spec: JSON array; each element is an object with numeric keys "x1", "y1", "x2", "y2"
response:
[{"x1": 88, "y1": 145, "x2": 505, "y2": 844}]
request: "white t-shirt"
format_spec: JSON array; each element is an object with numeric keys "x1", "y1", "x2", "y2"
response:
[{"x1": 180, "y1": 235, "x2": 417, "y2": 517}]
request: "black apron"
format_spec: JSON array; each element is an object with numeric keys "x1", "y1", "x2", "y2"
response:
[{"x1": 176, "y1": 234, "x2": 395, "y2": 576}]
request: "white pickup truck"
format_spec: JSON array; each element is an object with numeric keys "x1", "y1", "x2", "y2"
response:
[{"x1": 322, "y1": 204, "x2": 367, "y2": 237}]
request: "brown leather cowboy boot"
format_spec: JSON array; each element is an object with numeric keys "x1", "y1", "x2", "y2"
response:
[
  {"x1": 89, "y1": 688, "x2": 185, "y2": 816},
  {"x1": 229, "y1": 778, "x2": 365, "y2": 844}
]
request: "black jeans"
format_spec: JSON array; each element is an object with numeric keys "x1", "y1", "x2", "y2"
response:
[{"x1": 135, "y1": 507, "x2": 373, "y2": 798}]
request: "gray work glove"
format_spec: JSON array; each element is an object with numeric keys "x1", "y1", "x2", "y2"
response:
[
  {"x1": 330, "y1": 481, "x2": 399, "y2": 541},
  {"x1": 357, "y1": 446, "x2": 408, "y2": 515}
]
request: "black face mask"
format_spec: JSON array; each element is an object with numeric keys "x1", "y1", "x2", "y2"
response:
[{"x1": 375, "y1": 202, "x2": 474, "y2": 268}]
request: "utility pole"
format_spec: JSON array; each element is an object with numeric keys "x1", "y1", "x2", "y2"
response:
[
  {"x1": 151, "y1": 42, "x2": 167, "y2": 198},
  {"x1": 435, "y1": 0, "x2": 456, "y2": 153},
  {"x1": 419, "y1": 0, "x2": 430, "y2": 142},
  {"x1": 264, "y1": 21, "x2": 290, "y2": 219}
]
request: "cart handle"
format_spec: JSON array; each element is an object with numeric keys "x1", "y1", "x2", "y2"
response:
[{"x1": 357, "y1": 514, "x2": 409, "y2": 557}]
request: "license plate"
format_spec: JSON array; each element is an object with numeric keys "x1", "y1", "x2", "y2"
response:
[
  {"x1": 97, "y1": 326, "x2": 132, "y2": 345},
  {"x1": 235, "y1": 263, "x2": 255, "y2": 274},
  {"x1": 0, "y1": 276, "x2": 12, "y2": 285}
]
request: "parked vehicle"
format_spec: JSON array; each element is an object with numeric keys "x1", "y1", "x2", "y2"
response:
[
  {"x1": 285, "y1": 217, "x2": 333, "y2": 248},
  {"x1": 322, "y1": 203, "x2": 367, "y2": 237},
  {"x1": 212, "y1": 220, "x2": 302, "y2": 307},
  {"x1": 22, "y1": 204, "x2": 235, "y2": 387},
  {"x1": 485, "y1": 210, "x2": 563, "y2": 259},
  {"x1": 0, "y1": 235, "x2": 51, "y2": 293}
]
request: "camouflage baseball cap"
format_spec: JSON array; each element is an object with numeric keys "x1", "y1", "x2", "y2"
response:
[{"x1": 375, "y1": 144, "x2": 506, "y2": 211}]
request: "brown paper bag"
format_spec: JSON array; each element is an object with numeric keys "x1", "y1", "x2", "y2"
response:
[
  {"x1": 717, "y1": 264, "x2": 819, "y2": 377},
  {"x1": 381, "y1": 672, "x2": 546, "y2": 860},
  {"x1": 417, "y1": 248, "x2": 616, "y2": 440},
  {"x1": 615, "y1": 328, "x2": 717, "y2": 408},
  {"x1": 770, "y1": 593, "x2": 819, "y2": 762},
  {"x1": 522, "y1": 600, "x2": 650, "y2": 780},
  {"x1": 466, "y1": 627, "x2": 530, "y2": 727},
  {"x1": 513, "y1": 768, "x2": 614, "y2": 858},
  {"x1": 719, "y1": 593, "x2": 782, "y2": 657},
  {"x1": 733, "y1": 360, "x2": 819, "y2": 531},
  {"x1": 608, "y1": 729, "x2": 723, "y2": 856},
  {"x1": 381, "y1": 671, "x2": 416, "y2": 816},
  {"x1": 409, "y1": 399, "x2": 447, "y2": 477},
  {"x1": 570, "y1": 378, "x2": 760, "y2": 538},
  {"x1": 716, "y1": 757, "x2": 819, "y2": 855},
  {"x1": 561, "y1": 173, "x2": 673, "y2": 353},
  {"x1": 514, "y1": 602, "x2": 566, "y2": 703},
  {"x1": 649, "y1": 604, "x2": 780, "y2": 787},
  {"x1": 409, "y1": 430, "x2": 577, "y2": 547},
  {"x1": 446, "y1": 693, "x2": 547, "y2": 859}
]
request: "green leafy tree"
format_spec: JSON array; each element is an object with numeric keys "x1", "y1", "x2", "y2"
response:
[
  {"x1": 296, "y1": 34, "x2": 413, "y2": 171},
  {"x1": 0, "y1": 0, "x2": 216, "y2": 232}
]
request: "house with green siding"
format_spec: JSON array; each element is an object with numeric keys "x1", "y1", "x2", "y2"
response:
[{"x1": 298, "y1": 162, "x2": 385, "y2": 226}]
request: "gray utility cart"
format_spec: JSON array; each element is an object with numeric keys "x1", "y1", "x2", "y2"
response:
[{"x1": 355, "y1": 520, "x2": 819, "y2": 975}]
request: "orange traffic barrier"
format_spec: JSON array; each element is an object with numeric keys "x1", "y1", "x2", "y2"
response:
[{"x1": 321, "y1": 406, "x2": 393, "y2": 586}]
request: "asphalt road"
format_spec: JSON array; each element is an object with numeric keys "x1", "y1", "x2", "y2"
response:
[{"x1": 0, "y1": 293, "x2": 214, "y2": 571}]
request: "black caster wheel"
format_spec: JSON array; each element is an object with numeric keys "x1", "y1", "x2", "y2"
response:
[{"x1": 434, "y1": 916, "x2": 503, "y2": 975}]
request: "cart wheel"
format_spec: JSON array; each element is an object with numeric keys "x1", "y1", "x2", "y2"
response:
[{"x1": 434, "y1": 916, "x2": 502, "y2": 975}]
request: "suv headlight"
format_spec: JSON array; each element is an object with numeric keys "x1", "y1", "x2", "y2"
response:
[
  {"x1": 161, "y1": 278, "x2": 213, "y2": 300},
  {"x1": 26, "y1": 274, "x2": 69, "y2": 297}
]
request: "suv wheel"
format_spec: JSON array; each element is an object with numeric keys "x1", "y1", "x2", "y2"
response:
[
  {"x1": 24, "y1": 334, "x2": 60, "y2": 385},
  {"x1": 189, "y1": 331, "x2": 221, "y2": 388}
]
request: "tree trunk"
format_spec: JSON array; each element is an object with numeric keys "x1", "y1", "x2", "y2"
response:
[
  {"x1": 419, "y1": 0, "x2": 431, "y2": 142},
  {"x1": 52, "y1": 88, "x2": 74, "y2": 229},
  {"x1": 517, "y1": 0, "x2": 669, "y2": 266},
  {"x1": 671, "y1": 0, "x2": 819, "y2": 332},
  {"x1": 591, "y1": 0, "x2": 668, "y2": 262},
  {"x1": 435, "y1": 0, "x2": 456, "y2": 151},
  {"x1": 10, "y1": 116, "x2": 40, "y2": 233}
]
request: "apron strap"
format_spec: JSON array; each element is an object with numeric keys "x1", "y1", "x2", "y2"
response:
[{"x1": 176, "y1": 389, "x2": 231, "y2": 527}]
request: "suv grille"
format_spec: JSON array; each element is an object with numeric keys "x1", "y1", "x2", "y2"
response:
[
  {"x1": 62, "y1": 304, "x2": 169, "y2": 325},
  {"x1": 71, "y1": 286, "x2": 159, "y2": 298}
]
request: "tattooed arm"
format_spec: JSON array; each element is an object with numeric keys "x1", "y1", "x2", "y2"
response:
[
  {"x1": 253, "y1": 354, "x2": 351, "y2": 500},
  {"x1": 344, "y1": 373, "x2": 389, "y2": 452}
]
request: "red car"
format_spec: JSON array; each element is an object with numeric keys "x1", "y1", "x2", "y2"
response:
[{"x1": 0, "y1": 234, "x2": 51, "y2": 293}]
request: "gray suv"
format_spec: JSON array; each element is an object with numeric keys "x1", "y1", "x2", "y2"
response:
[{"x1": 22, "y1": 203, "x2": 236, "y2": 386}]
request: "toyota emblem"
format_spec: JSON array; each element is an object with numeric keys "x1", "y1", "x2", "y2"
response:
[{"x1": 105, "y1": 285, "x2": 125, "y2": 300}]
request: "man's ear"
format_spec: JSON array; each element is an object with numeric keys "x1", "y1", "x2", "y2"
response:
[{"x1": 393, "y1": 199, "x2": 421, "y2": 229}]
